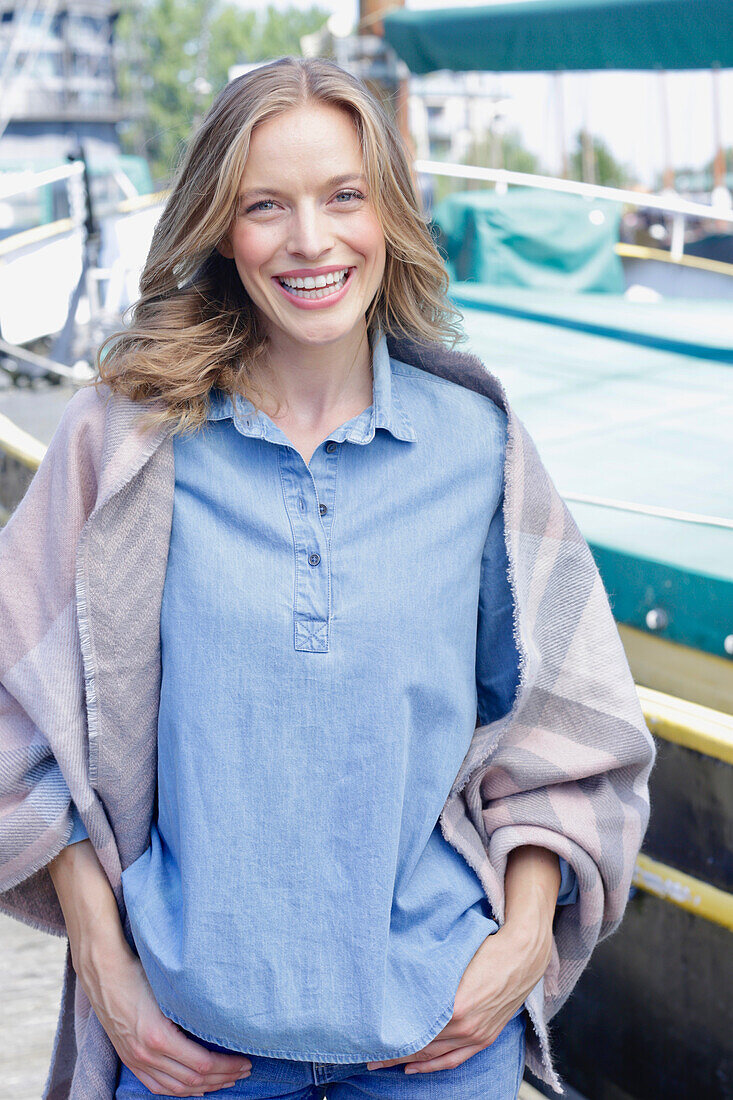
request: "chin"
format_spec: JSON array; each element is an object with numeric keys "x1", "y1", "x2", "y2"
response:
[{"x1": 279, "y1": 315, "x2": 364, "y2": 346}]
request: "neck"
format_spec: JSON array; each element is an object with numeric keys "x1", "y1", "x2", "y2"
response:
[{"x1": 252, "y1": 322, "x2": 374, "y2": 427}]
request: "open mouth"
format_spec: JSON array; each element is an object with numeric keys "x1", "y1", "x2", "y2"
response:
[{"x1": 275, "y1": 267, "x2": 353, "y2": 300}]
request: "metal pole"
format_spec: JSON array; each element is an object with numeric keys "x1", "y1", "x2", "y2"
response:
[
  {"x1": 710, "y1": 63, "x2": 731, "y2": 233},
  {"x1": 711, "y1": 63, "x2": 726, "y2": 192},
  {"x1": 554, "y1": 72, "x2": 568, "y2": 179},
  {"x1": 358, "y1": 0, "x2": 410, "y2": 149},
  {"x1": 659, "y1": 69, "x2": 675, "y2": 191}
]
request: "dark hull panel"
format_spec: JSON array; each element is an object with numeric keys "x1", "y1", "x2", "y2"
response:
[
  {"x1": 643, "y1": 739, "x2": 732, "y2": 895},
  {"x1": 538, "y1": 893, "x2": 733, "y2": 1100}
]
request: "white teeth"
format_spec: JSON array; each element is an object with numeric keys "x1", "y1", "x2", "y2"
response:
[
  {"x1": 277, "y1": 268, "x2": 351, "y2": 300},
  {"x1": 279, "y1": 268, "x2": 348, "y2": 290}
]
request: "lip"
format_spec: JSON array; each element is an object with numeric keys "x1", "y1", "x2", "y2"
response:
[
  {"x1": 272, "y1": 267, "x2": 355, "y2": 311},
  {"x1": 275, "y1": 264, "x2": 354, "y2": 278}
]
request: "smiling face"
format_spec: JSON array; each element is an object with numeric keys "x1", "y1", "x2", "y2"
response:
[{"x1": 217, "y1": 101, "x2": 387, "y2": 357}]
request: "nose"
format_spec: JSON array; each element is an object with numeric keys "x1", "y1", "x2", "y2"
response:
[{"x1": 287, "y1": 202, "x2": 334, "y2": 261}]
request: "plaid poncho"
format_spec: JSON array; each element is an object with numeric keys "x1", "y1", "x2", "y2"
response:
[{"x1": 0, "y1": 333, "x2": 655, "y2": 1098}]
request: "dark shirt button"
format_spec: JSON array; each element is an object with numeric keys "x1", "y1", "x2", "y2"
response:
[
  {"x1": 319, "y1": 503, "x2": 327, "y2": 516},
  {"x1": 325, "y1": 441, "x2": 338, "y2": 453},
  {"x1": 308, "y1": 552, "x2": 321, "y2": 566}
]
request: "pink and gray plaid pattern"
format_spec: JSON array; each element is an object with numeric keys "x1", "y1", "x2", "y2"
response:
[{"x1": 0, "y1": 333, "x2": 655, "y2": 1098}]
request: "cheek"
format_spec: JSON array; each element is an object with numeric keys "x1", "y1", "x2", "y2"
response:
[
  {"x1": 354, "y1": 215, "x2": 386, "y2": 275},
  {"x1": 230, "y1": 225, "x2": 275, "y2": 274}
]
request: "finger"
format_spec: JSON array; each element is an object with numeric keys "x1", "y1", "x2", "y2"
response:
[
  {"x1": 367, "y1": 1036, "x2": 460, "y2": 1070},
  {"x1": 140, "y1": 1044, "x2": 251, "y2": 1092},
  {"x1": 159, "y1": 1034, "x2": 252, "y2": 1081},
  {"x1": 148, "y1": 1053, "x2": 251, "y2": 1092},
  {"x1": 170, "y1": 1035, "x2": 252, "y2": 1076},
  {"x1": 132, "y1": 1062, "x2": 240, "y2": 1096},
  {"x1": 403, "y1": 1043, "x2": 483, "y2": 1074}
]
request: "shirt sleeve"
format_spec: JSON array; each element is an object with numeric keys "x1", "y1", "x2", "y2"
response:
[
  {"x1": 475, "y1": 478, "x2": 521, "y2": 727},
  {"x1": 66, "y1": 802, "x2": 89, "y2": 846},
  {"x1": 556, "y1": 857, "x2": 579, "y2": 906}
]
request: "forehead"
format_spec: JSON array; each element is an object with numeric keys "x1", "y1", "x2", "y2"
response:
[{"x1": 242, "y1": 103, "x2": 363, "y2": 177}]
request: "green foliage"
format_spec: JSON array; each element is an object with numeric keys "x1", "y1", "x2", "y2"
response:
[
  {"x1": 663, "y1": 147, "x2": 733, "y2": 193},
  {"x1": 568, "y1": 128, "x2": 637, "y2": 189},
  {"x1": 469, "y1": 126, "x2": 542, "y2": 176},
  {"x1": 432, "y1": 127, "x2": 544, "y2": 205},
  {"x1": 116, "y1": 1, "x2": 330, "y2": 186}
]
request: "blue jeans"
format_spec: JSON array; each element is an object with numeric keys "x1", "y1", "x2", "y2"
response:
[{"x1": 115, "y1": 1011, "x2": 527, "y2": 1100}]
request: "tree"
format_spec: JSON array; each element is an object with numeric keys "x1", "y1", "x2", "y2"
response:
[
  {"x1": 432, "y1": 126, "x2": 544, "y2": 205},
  {"x1": 467, "y1": 126, "x2": 543, "y2": 176},
  {"x1": 115, "y1": 1, "x2": 330, "y2": 186},
  {"x1": 568, "y1": 129, "x2": 637, "y2": 189}
]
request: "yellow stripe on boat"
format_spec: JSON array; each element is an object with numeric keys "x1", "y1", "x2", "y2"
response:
[
  {"x1": 616, "y1": 242, "x2": 733, "y2": 278},
  {"x1": 637, "y1": 685, "x2": 733, "y2": 765},
  {"x1": 633, "y1": 853, "x2": 733, "y2": 931}
]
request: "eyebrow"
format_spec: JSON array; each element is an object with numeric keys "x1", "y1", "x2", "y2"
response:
[{"x1": 238, "y1": 174, "x2": 367, "y2": 202}]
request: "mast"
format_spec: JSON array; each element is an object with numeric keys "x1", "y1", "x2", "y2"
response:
[
  {"x1": 358, "y1": 0, "x2": 409, "y2": 148},
  {"x1": 554, "y1": 72, "x2": 568, "y2": 179},
  {"x1": 710, "y1": 61, "x2": 731, "y2": 232}
]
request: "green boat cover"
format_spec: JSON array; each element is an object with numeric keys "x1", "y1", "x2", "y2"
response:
[
  {"x1": 433, "y1": 189, "x2": 625, "y2": 293},
  {"x1": 455, "y1": 299, "x2": 733, "y2": 658},
  {"x1": 383, "y1": 0, "x2": 733, "y2": 74}
]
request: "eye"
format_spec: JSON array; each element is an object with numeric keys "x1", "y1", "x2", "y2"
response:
[
  {"x1": 245, "y1": 199, "x2": 277, "y2": 213},
  {"x1": 334, "y1": 189, "x2": 364, "y2": 204}
]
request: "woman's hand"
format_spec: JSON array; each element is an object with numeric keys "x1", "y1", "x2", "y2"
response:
[
  {"x1": 49, "y1": 839, "x2": 251, "y2": 1096},
  {"x1": 366, "y1": 845, "x2": 559, "y2": 1075},
  {"x1": 365, "y1": 919, "x2": 548, "y2": 1074},
  {"x1": 78, "y1": 934, "x2": 252, "y2": 1096}
]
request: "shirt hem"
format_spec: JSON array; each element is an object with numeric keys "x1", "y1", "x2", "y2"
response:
[
  {"x1": 157, "y1": 990, "x2": 481, "y2": 1065},
  {"x1": 149, "y1": 917, "x2": 513, "y2": 1064}
]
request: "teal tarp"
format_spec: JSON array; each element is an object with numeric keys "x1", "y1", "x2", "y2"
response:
[
  {"x1": 432, "y1": 189, "x2": 625, "y2": 292},
  {"x1": 383, "y1": 0, "x2": 733, "y2": 74}
]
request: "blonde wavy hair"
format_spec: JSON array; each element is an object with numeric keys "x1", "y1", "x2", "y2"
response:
[{"x1": 95, "y1": 55, "x2": 464, "y2": 435}]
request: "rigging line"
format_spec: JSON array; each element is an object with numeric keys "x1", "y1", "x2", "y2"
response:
[{"x1": 561, "y1": 491, "x2": 733, "y2": 530}]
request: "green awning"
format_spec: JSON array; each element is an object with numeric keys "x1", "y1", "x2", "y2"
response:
[{"x1": 382, "y1": 0, "x2": 733, "y2": 74}]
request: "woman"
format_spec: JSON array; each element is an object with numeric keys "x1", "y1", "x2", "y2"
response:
[{"x1": 0, "y1": 57, "x2": 655, "y2": 1100}]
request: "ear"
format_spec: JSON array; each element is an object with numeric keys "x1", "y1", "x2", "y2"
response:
[{"x1": 216, "y1": 236, "x2": 234, "y2": 259}]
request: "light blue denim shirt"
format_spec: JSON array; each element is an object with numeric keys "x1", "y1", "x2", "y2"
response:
[{"x1": 69, "y1": 330, "x2": 577, "y2": 1062}]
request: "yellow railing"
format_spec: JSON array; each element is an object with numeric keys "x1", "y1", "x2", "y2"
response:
[
  {"x1": 637, "y1": 685, "x2": 733, "y2": 766},
  {"x1": 633, "y1": 853, "x2": 733, "y2": 932},
  {"x1": 0, "y1": 190, "x2": 169, "y2": 259},
  {"x1": 0, "y1": 412, "x2": 47, "y2": 469},
  {"x1": 615, "y1": 241, "x2": 733, "y2": 278}
]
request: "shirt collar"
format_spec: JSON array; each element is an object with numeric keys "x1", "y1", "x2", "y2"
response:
[{"x1": 205, "y1": 328, "x2": 416, "y2": 446}]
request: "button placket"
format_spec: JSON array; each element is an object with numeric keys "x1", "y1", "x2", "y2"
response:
[
  {"x1": 278, "y1": 446, "x2": 331, "y2": 653},
  {"x1": 309, "y1": 437, "x2": 340, "y2": 543}
]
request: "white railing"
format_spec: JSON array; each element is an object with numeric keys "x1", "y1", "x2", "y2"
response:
[
  {"x1": 0, "y1": 160, "x2": 84, "y2": 201},
  {"x1": 414, "y1": 159, "x2": 733, "y2": 262}
]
